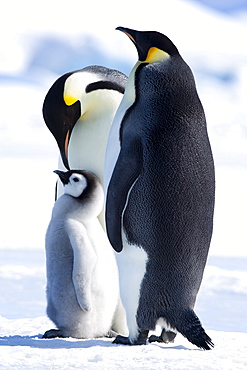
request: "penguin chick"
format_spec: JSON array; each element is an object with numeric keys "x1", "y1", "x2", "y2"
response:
[
  {"x1": 105, "y1": 27, "x2": 215, "y2": 350},
  {"x1": 43, "y1": 169, "x2": 128, "y2": 339},
  {"x1": 43, "y1": 65, "x2": 127, "y2": 227}
]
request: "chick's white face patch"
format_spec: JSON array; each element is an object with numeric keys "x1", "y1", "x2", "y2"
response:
[{"x1": 64, "y1": 173, "x2": 87, "y2": 198}]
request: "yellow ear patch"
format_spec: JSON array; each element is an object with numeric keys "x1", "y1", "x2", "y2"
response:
[
  {"x1": 64, "y1": 94, "x2": 78, "y2": 106},
  {"x1": 145, "y1": 47, "x2": 170, "y2": 64}
]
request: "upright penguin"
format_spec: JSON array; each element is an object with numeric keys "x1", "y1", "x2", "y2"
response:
[
  {"x1": 43, "y1": 66, "x2": 127, "y2": 225},
  {"x1": 105, "y1": 27, "x2": 215, "y2": 350},
  {"x1": 43, "y1": 169, "x2": 127, "y2": 339}
]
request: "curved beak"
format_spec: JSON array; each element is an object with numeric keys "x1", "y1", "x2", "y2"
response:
[
  {"x1": 43, "y1": 88, "x2": 81, "y2": 170},
  {"x1": 116, "y1": 26, "x2": 137, "y2": 44},
  {"x1": 54, "y1": 170, "x2": 69, "y2": 185},
  {"x1": 116, "y1": 26, "x2": 151, "y2": 62}
]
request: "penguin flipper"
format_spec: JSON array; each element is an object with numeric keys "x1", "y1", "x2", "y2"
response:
[
  {"x1": 106, "y1": 139, "x2": 143, "y2": 252},
  {"x1": 66, "y1": 220, "x2": 97, "y2": 312}
]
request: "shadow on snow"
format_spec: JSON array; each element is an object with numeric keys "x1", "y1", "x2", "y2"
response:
[{"x1": 0, "y1": 335, "x2": 193, "y2": 351}]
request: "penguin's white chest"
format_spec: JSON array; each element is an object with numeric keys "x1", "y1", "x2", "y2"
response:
[
  {"x1": 68, "y1": 117, "x2": 110, "y2": 184},
  {"x1": 68, "y1": 88, "x2": 123, "y2": 186}
]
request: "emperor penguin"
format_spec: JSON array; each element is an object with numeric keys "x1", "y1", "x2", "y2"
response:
[
  {"x1": 105, "y1": 27, "x2": 215, "y2": 350},
  {"x1": 43, "y1": 65, "x2": 127, "y2": 226},
  {"x1": 43, "y1": 169, "x2": 128, "y2": 339}
]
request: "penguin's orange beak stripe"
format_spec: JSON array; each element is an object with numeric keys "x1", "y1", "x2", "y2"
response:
[
  {"x1": 65, "y1": 131, "x2": 70, "y2": 159},
  {"x1": 123, "y1": 32, "x2": 136, "y2": 44}
]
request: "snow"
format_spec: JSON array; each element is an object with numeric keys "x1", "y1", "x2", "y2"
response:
[
  {"x1": 0, "y1": 327, "x2": 246, "y2": 370},
  {"x1": 1, "y1": 251, "x2": 247, "y2": 369},
  {"x1": 1, "y1": 0, "x2": 247, "y2": 368}
]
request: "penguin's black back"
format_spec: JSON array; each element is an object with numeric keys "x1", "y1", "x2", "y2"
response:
[{"x1": 125, "y1": 56, "x2": 214, "y2": 269}]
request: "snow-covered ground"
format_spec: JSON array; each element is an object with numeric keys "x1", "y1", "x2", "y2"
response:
[
  {"x1": 1, "y1": 0, "x2": 247, "y2": 368},
  {"x1": 1, "y1": 249, "x2": 247, "y2": 369}
]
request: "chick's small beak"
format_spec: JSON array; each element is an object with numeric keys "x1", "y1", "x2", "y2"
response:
[{"x1": 54, "y1": 170, "x2": 69, "y2": 185}]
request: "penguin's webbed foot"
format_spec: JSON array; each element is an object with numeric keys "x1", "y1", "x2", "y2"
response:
[
  {"x1": 113, "y1": 330, "x2": 149, "y2": 345},
  {"x1": 149, "y1": 329, "x2": 177, "y2": 344},
  {"x1": 113, "y1": 335, "x2": 131, "y2": 345},
  {"x1": 42, "y1": 329, "x2": 65, "y2": 339}
]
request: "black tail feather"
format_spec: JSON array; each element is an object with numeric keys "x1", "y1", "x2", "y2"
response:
[{"x1": 167, "y1": 309, "x2": 214, "y2": 350}]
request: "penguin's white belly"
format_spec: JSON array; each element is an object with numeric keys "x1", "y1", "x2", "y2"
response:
[
  {"x1": 68, "y1": 118, "x2": 109, "y2": 182},
  {"x1": 116, "y1": 231, "x2": 148, "y2": 342}
]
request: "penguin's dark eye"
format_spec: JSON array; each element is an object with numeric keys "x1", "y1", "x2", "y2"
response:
[{"x1": 73, "y1": 177, "x2": 79, "y2": 182}]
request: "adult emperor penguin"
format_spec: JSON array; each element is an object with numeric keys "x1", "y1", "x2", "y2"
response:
[
  {"x1": 105, "y1": 27, "x2": 215, "y2": 350},
  {"x1": 43, "y1": 65, "x2": 127, "y2": 226},
  {"x1": 43, "y1": 169, "x2": 127, "y2": 339}
]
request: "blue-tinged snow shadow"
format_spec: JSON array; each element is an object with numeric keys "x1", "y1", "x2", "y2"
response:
[
  {"x1": 0, "y1": 335, "x2": 194, "y2": 350},
  {"x1": 149, "y1": 342, "x2": 194, "y2": 351},
  {"x1": 0, "y1": 335, "x2": 114, "y2": 349}
]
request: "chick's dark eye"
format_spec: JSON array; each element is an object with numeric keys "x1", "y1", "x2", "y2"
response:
[{"x1": 73, "y1": 177, "x2": 79, "y2": 182}]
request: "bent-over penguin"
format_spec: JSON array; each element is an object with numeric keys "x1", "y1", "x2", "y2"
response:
[
  {"x1": 43, "y1": 169, "x2": 128, "y2": 339},
  {"x1": 105, "y1": 27, "x2": 215, "y2": 350},
  {"x1": 43, "y1": 66, "x2": 127, "y2": 226}
]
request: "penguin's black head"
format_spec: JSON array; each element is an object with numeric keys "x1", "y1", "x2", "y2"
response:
[
  {"x1": 43, "y1": 73, "x2": 81, "y2": 170},
  {"x1": 116, "y1": 27, "x2": 179, "y2": 62},
  {"x1": 54, "y1": 169, "x2": 101, "y2": 200},
  {"x1": 43, "y1": 67, "x2": 127, "y2": 172}
]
